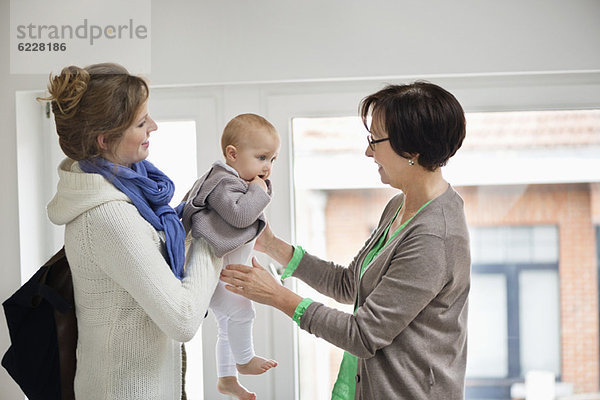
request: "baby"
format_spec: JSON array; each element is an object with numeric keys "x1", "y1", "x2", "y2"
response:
[{"x1": 182, "y1": 113, "x2": 280, "y2": 400}]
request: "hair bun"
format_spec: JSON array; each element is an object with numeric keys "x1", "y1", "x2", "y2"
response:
[{"x1": 45, "y1": 66, "x2": 90, "y2": 118}]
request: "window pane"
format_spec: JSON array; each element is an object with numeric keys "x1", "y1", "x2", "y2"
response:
[
  {"x1": 466, "y1": 274, "x2": 509, "y2": 378},
  {"x1": 293, "y1": 117, "x2": 370, "y2": 400},
  {"x1": 471, "y1": 226, "x2": 558, "y2": 265},
  {"x1": 147, "y1": 120, "x2": 198, "y2": 207},
  {"x1": 146, "y1": 120, "x2": 204, "y2": 397},
  {"x1": 506, "y1": 227, "x2": 532, "y2": 263},
  {"x1": 476, "y1": 227, "x2": 506, "y2": 264},
  {"x1": 519, "y1": 270, "x2": 561, "y2": 375},
  {"x1": 295, "y1": 188, "x2": 351, "y2": 400},
  {"x1": 532, "y1": 226, "x2": 559, "y2": 263}
]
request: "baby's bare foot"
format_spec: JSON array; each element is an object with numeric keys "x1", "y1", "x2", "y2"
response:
[
  {"x1": 237, "y1": 356, "x2": 278, "y2": 375},
  {"x1": 217, "y1": 376, "x2": 256, "y2": 400}
]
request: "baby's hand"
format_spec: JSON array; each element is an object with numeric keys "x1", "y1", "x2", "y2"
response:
[{"x1": 248, "y1": 176, "x2": 268, "y2": 192}]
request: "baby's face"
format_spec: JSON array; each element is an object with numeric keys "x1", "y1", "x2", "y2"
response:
[{"x1": 232, "y1": 129, "x2": 280, "y2": 181}]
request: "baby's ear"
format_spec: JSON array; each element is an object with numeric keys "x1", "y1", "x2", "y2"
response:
[{"x1": 225, "y1": 145, "x2": 237, "y2": 161}]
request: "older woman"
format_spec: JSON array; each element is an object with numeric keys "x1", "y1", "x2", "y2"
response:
[
  {"x1": 44, "y1": 63, "x2": 221, "y2": 400},
  {"x1": 220, "y1": 81, "x2": 471, "y2": 400}
]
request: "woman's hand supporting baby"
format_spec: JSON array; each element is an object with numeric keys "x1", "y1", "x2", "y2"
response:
[{"x1": 220, "y1": 257, "x2": 302, "y2": 319}]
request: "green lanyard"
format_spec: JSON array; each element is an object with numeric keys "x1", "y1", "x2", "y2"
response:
[{"x1": 331, "y1": 199, "x2": 433, "y2": 400}]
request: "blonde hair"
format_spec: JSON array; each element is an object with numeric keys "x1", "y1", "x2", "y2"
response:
[
  {"x1": 221, "y1": 113, "x2": 278, "y2": 156},
  {"x1": 38, "y1": 63, "x2": 149, "y2": 161}
]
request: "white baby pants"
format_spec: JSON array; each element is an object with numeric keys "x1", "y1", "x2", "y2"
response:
[{"x1": 209, "y1": 240, "x2": 256, "y2": 377}]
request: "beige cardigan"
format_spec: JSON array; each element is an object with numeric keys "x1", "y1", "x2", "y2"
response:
[{"x1": 294, "y1": 185, "x2": 471, "y2": 400}]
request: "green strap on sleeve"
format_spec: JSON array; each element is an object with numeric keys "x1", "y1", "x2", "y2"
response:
[
  {"x1": 281, "y1": 245, "x2": 305, "y2": 280},
  {"x1": 292, "y1": 297, "x2": 314, "y2": 326}
]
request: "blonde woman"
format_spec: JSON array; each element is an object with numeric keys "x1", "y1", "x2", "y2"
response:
[{"x1": 44, "y1": 63, "x2": 221, "y2": 400}]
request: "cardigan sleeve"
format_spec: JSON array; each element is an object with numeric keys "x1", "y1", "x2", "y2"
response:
[
  {"x1": 297, "y1": 233, "x2": 448, "y2": 358},
  {"x1": 281, "y1": 245, "x2": 305, "y2": 280},
  {"x1": 206, "y1": 175, "x2": 271, "y2": 229},
  {"x1": 84, "y1": 200, "x2": 221, "y2": 342},
  {"x1": 291, "y1": 251, "x2": 358, "y2": 305},
  {"x1": 290, "y1": 194, "x2": 403, "y2": 305}
]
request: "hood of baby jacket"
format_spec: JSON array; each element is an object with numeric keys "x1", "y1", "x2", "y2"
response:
[{"x1": 47, "y1": 158, "x2": 131, "y2": 226}]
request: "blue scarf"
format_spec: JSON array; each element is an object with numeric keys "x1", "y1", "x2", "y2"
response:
[{"x1": 79, "y1": 158, "x2": 186, "y2": 280}]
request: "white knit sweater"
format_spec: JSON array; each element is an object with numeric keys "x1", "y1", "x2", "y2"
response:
[{"x1": 47, "y1": 158, "x2": 221, "y2": 400}]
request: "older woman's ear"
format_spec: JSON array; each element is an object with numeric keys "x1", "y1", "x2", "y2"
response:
[{"x1": 407, "y1": 153, "x2": 419, "y2": 165}]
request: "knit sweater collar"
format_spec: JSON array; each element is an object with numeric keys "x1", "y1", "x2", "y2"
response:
[{"x1": 47, "y1": 158, "x2": 130, "y2": 226}]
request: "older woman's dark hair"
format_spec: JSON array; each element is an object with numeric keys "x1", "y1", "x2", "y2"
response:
[{"x1": 360, "y1": 81, "x2": 466, "y2": 171}]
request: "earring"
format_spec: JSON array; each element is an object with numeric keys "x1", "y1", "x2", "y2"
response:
[{"x1": 408, "y1": 159, "x2": 415, "y2": 166}]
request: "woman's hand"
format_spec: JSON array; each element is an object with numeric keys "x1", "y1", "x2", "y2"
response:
[
  {"x1": 220, "y1": 257, "x2": 302, "y2": 318},
  {"x1": 220, "y1": 257, "x2": 281, "y2": 306}
]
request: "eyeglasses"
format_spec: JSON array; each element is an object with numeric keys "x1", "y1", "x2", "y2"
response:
[{"x1": 367, "y1": 134, "x2": 390, "y2": 151}]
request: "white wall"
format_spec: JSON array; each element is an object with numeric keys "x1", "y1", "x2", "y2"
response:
[
  {"x1": 2, "y1": 1, "x2": 600, "y2": 398},
  {"x1": 149, "y1": 0, "x2": 600, "y2": 84}
]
